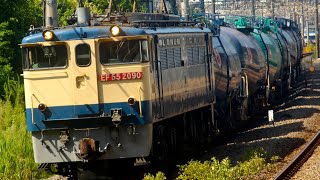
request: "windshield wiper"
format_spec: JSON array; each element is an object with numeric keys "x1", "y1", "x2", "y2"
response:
[{"x1": 116, "y1": 40, "x2": 125, "y2": 54}]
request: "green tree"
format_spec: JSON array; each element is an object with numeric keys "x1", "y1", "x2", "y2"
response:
[
  {"x1": 58, "y1": 0, "x2": 78, "y2": 26},
  {"x1": 86, "y1": 0, "x2": 110, "y2": 14},
  {"x1": 0, "y1": 0, "x2": 43, "y2": 95},
  {"x1": 85, "y1": 0, "x2": 145, "y2": 14},
  {"x1": 0, "y1": 22, "x2": 14, "y2": 92}
]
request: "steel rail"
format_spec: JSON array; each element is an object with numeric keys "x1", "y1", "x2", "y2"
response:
[{"x1": 274, "y1": 130, "x2": 320, "y2": 180}]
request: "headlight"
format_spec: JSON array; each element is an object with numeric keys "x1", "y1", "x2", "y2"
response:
[
  {"x1": 128, "y1": 97, "x2": 135, "y2": 105},
  {"x1": 38, "y1": 103, "x2": 47, "y2": 112},
  {"x1": 42, "y1": 30, "x2": 54, "y2": 41},
  {"x1": 110, "y1": 25, "x2": 121, "y2": 36}
]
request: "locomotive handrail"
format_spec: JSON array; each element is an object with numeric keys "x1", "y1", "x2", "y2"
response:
[
  {"x1": 31, "y1": 95, "x2": 35, "y2": 125},
  {"x1": 30, "y1": 94, "x2": 41, "y2": 125},
  {"x1": 139, "y1": 86, "x2": 143, "y2": 117}
]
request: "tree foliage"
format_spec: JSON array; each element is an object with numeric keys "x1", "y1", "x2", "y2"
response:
[
  {"x1": 85, "y1": 0, "x2": 147, "y2": 14},
  {"x1": 0, "y1": 0, "x2": 43, "y2": 95},
  {"x1": 58, "y1": 0, "x2": 78, "y2": 26},
  {"x1": 0, "y1": 22, "x2": 14, "y2": 91}
]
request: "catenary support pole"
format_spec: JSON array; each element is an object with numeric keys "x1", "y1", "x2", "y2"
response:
[
  {"x1": 306, "y1": 0, "x2": 310, "y2": 43},
  {"x1": 252, "y1": 0, "x2": 255, "y2": 20},
  {"x1": 301, "y1": 0, "x2": 304, "y2": 45},
  {"x1": 316, "y1": 0, "x2": 319, "y2": 58},
  {"x1": 212, "y1": 0, "x2": 215, "y2": 14}
]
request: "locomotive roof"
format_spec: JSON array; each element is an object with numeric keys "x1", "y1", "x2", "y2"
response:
[{"x1": 22, "y1": 25, "x2": 211, "y2": 44}]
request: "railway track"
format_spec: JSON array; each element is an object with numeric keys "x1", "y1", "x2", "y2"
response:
[{"x1": 274, "y1": 129, "x2": 320, "y2": 180}]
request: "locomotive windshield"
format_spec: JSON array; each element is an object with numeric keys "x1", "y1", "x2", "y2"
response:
[
  {"x1": 22, "y1": 45, "x2": 68, "y2": 70},
  {"x1": 99, "y1": 39, "x2": 148, "y2": 64}
]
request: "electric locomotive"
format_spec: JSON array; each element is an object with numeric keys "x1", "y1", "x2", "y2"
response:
[{"x1": 21, "y1": 3, "x2": 216, "y2": 175}]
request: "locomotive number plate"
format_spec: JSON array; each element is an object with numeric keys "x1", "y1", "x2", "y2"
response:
[{"x1": 100, "y1": 72, "x2": 143, "y2": 81}]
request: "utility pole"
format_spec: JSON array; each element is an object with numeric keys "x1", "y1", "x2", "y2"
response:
[
  {"x1": 306, "y1": 0, "x2": 310, "y2": 43},
  {"x1": 159, "y1": 0, "x2": 168, "y2": 14},
  {"x1": 271, "y1": 0, "x2": 275, "y2": 18},
  {"x1": 148, "y1": 0, "x2": 153, "y2": 13},
  {"x1": 252, "y1": 0, "x2": 255, "y2": 20},
  {"x1": 180, "y1": 0, "x2": 189, "y2": 20},
  {"x1": 301, "y1": 0, "x2": 304, "y2": 45},
  {"x1": 293, "y1": 0, "x2": 296, "y2": 22},
  {"x1": 199, "y1": 0, "x2": 205, "y2": 14},
  {"x1": 316, "y1": 0, "x2": 319, "y2": 59},
  {"x1": 212, "y1": 0, "x2": 215, "y2": 14},
  {"x1": 107, "y1": 0, "x2": 112, "y2": 15},
  {"x1": 289, "y1": 1, "x2": 292, "y2": 18}
]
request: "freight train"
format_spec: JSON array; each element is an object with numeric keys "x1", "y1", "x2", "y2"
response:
[
  {"x1": 208, "y1": 14, "x2": 302, "y2": 128},
  {"x1": 20, "y1": 4, "x2": 302, "y2": 178}
]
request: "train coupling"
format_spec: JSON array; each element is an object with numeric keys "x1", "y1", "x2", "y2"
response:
[{"x1": 79, "y1": 137, "x2": 96, "y2": 160}]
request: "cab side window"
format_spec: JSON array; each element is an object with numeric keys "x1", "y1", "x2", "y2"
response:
[
  {"x1": 22, "y1": 45, "x2": 68, "y2": 70},
  {"x1": 76, "y1": 44, "x2": 91, "y2": 67}
]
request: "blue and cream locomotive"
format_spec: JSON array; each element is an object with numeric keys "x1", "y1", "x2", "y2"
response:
[{"x1": 21, "y1": 4, "x2": 216, "y2": 174}]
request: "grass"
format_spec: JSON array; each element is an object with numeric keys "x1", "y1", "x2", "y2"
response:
[
  {"x1": 144, "y1": 148, "x2": 276, "y2": 180},
  {"x1": 0, "y1": 78, "x2": 48, "y2": 179}
]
